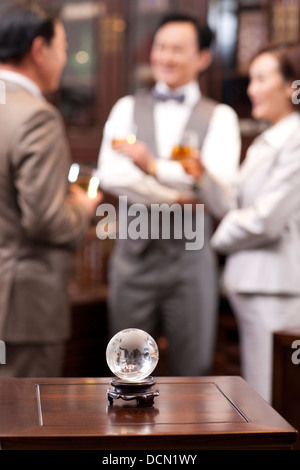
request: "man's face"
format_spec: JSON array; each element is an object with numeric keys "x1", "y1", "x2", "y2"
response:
[
  {"x1": 38, "y1": 21, "x2": 67, "y2": 93},
  {"x1": 150, "y1": 21, "x2": 204, "y2": 89}
]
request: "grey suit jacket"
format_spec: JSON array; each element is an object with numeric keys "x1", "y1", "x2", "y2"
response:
[
  {"x1": 0, "y1": 82, "x2": 89, "y2": 342},
  {"x1": 211, "y1": 116, "x2": 300, "y2": 295}
]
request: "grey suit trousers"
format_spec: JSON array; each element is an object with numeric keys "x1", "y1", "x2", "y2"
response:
[{"x1": 108, "y1": 238, "x2": 218, "y2": 376}]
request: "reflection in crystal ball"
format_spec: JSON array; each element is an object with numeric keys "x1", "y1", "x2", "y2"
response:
[{"x1": 106, "y1": 328, "x2": 159, "y2": 382}]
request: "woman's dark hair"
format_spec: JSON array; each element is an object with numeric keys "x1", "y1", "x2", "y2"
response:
[
  {"x1": 252, "y1": 42, "x2": 300, "y2": 112},
  {"x1": 252, "y1": 42, "x2": 300, "y2": 83},
  {"x1": 0, "y1": 0, "x2": 60, "y2": 63},
  {"x1": 155, "y1": 12, "x2": 214, "y2": 51}
]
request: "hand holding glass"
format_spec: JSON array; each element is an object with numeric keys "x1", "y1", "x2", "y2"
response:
[
  {"x1": 105, "y1": 120, "x2": 137, "y2": 149},
  {"x1": 171, "y1": 130, "x2": 199, "y2": 165},
  {"x1": 68, "y1": 163, "x2": 100, "y2": 199}
]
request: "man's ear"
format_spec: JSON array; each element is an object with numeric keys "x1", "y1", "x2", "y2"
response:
[
  {"x1": 197, "y1": 49, "x2": 212, "y2": 73},
  {"x1": 30, "y1": 36, "x2": 48, "y2": 66}
]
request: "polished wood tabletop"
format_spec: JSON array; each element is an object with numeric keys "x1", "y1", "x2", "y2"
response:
[{"x1": 0, "y1": 376, "x2": 297, "y2": 450}]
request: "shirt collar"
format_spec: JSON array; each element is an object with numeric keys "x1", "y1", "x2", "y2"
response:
[
  {"x1": 262, "y1": 112, "x2": 300, "y2": 148},
  {"x1": 0, "y1": 69, "x2": 43, "y2": 99},
  {"x1": 155, "y1": 81, "x2": 201, "y2": 107}
]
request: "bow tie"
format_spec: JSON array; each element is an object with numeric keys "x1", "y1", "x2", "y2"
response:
[{"x1": 152, "y1": 88, "x2": 185, "y2": 103}]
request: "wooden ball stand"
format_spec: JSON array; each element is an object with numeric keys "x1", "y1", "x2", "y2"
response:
[{"x1": 107, "y1": 376, "x2": 160, "y2": 407}]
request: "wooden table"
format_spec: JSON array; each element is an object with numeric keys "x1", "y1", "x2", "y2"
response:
[
  {"x1": 272, "y1": 329, "x2": 300, "y2": 450},
  {"x1": 0, "y1": 376, "x2": 297, "y2": 450}
]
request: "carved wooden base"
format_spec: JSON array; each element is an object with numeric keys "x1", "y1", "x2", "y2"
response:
[{"x1": 107, "y1": 376, "x2": 160, "y2": 407}]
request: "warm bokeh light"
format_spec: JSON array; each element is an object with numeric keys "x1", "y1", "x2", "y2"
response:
[{"x1": 76, "y1": 50, "x2": 90, "y2": 64}]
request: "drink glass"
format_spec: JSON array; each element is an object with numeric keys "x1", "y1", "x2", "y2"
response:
[
  {"x1": 171, "y1": 130, "x2": 199, "y2": 165},
  {"x1": 105, "y1": 120, "x2": 137, "y2": 148},
  {"x1": 68, "y1": 163, "x2": 100, "y2": 199}
]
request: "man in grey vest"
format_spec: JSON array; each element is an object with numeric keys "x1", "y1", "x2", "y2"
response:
[{"x1": 98, "y1": 13, "x2": 241, "y2": 376}]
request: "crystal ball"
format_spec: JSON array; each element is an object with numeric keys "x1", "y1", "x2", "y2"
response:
[{"x1": 106, "y1": 328, "x2": 159, "y2": 382}]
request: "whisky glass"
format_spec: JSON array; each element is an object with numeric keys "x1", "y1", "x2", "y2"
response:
[
  {"x1": 68, "y1": 163, "x2": 100, "y2": 199},
  {"x1": 105, "y1": 120, "x2": 137, "y2": 148},
  {"x1": 171, "y1": 130, "x2": 199, "y2": 165}
]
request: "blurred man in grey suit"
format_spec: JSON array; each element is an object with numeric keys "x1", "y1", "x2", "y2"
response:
[{"x1": 0, "y1": 1, "x2": 101, "y2": 377}]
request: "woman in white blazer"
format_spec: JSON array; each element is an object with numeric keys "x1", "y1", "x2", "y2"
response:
[{"x1": 189, "y1": 43, "x2": 300, "y2": 403}]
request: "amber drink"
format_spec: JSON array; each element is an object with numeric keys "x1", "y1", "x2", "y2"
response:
[
  {"x1": 68, "y1": 163, "x2": 100, "y2": 199},
  {"x1": 171, "y1": 130, "x2": 199, "y2": 166},
  {"x1": 171, "y1": 145, "x2": 194, "y2": 164}
]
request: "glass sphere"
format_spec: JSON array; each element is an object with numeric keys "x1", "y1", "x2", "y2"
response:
[{"x1": 106, "y1": 328, "x2": 159, "y2": 382}]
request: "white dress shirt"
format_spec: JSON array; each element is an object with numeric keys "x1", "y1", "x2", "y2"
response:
[
  {"x1": 97, "y1": 81, "x2": 241, "y2": 205},
  {"x1": 0, "y1": 69, "x2": 43, "y2": 99}
]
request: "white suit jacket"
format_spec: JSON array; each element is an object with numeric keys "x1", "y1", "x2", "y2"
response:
[{"x1": 209, "y1": 112, "x2": 300, "y2": 295}]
